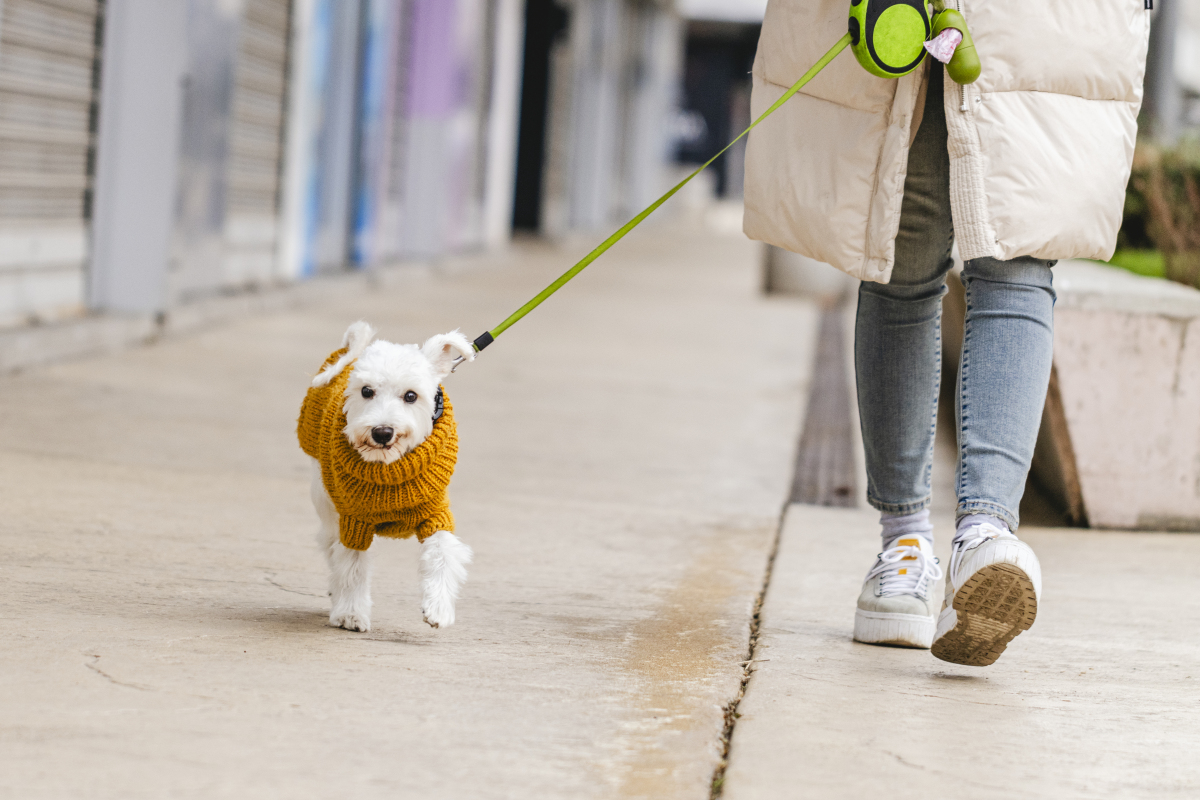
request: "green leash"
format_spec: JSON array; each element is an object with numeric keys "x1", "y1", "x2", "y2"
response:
[
  {"x1": 465, "y1": 0, "x2": 980, "y2": 357},
  {"x1": 468, "y1": 32, "x2": 854, "y2": 355}
]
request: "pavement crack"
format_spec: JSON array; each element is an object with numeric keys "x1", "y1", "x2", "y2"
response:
[
  {"x1": 264, "y1": 573, "x2": 326, "y2": 598},
  {"x1": 709, "y1": 511, "x2": 784, "y2": 799},
  {"x1": 783, "y1": 673, "x2": 1038, "y2": 709},
  {"x1": 712, "y1": 301, "x2": 851, "y2": 798},
  {"x1": 884, "y1": 750, "x2": 1019, "y2": 792},
  {"x1": 885, "y1": 751, "x2": 928, "y2": 771},
  {"x1": 84, "y1": 654, "x2": 152, "y2": 692}
]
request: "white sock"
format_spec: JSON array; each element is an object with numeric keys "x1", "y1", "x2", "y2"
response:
[
  {"x1": 955, "y1": 513, "x2": 1010, "y2": 541},
  {"x1": 880, "y1": 508, "x2": 933, "y2": 550}
]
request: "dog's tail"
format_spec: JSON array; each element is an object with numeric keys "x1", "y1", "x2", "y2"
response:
[{"x1": 312, "y1": 321, "x2": 376, "y2": 387}]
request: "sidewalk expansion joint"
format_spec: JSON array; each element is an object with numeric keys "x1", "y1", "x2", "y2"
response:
[
  {"x1": 711, "y1": 299, "x2": 854, "y2": 797},
  {"x1": 709, "y1": 506, "x2": 784, "y2": 799}
]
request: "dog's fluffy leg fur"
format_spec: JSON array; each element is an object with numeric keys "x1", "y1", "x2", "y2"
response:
[
  {"x1": 311, "y1": 459, "x2": 372, "y2": 632},
  {"x1": 419, "y1": 531, "x2": 473, "y2": 628}
]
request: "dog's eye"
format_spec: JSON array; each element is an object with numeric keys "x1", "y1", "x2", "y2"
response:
[
  {"x1": 403, "y1": 391, "x2": 418, "y2": 404},
  {"x1": 361, "y1": 386, "x2": 375, "y2": 399}
]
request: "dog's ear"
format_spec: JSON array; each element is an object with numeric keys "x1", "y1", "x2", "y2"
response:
[
  {"x1": 312, "y1": 321, "x2": 376, "y2": 387},
  {"x1": 421, "y1": 330, "x2": 474, "y2": 380}
]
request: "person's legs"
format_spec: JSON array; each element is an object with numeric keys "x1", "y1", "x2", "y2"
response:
[
  {"x1": 930, "y1": 255, "x2": 1055, "y2": 665},
  {"x1": 853, "y1": 66, "x2": 952, "y2": 649},
  {"x1": 955, "y1": 256, "x2": 1056, "y2": 529},
  {"x1": 855, "y1": 65, "x2": 954, "y2": 518}
]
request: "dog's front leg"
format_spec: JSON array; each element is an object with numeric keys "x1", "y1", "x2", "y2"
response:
[
  {"x1": 419, "y1": 531, "x2": 473, "y2": 628},
  {"x1": 326, "y1": 541, "x2": 373, "y2": 632},
  {"x1": 312, "y1": 460, "x2": 372, "y2": 632}
]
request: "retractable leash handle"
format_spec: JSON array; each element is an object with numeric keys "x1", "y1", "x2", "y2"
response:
[
  {"x1": 848, "y1": 0, "x2": 977, "y2": 83},
  {"x1": 461, "y1": 1, "x2": 980, "y2": 361},
  {"x1": 849, "y1": 0, "x2": 930, "y2": 78}
]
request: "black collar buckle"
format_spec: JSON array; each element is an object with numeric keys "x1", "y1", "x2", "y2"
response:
[{"x1": 432, "y1": 386, "x2": 445, "y2": 422}]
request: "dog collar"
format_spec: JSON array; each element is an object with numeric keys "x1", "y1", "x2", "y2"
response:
[{"x1": 433, "y1": 386, "x2": 444, "y2": 422}]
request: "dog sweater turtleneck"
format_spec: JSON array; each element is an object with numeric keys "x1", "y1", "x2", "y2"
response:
[{"x1": 297, "y1": 348, "x2": 457, "y2": 551}]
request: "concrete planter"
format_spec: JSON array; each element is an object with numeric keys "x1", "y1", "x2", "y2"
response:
[
  {"x1": 1046, "y1": 261, "x2": 1200, "y2": 530},
  {"x1": 941, "y1": 260, "x2": 1200, "y2": 530},
  {"x1": 762, "y1": 245, "x2": 857, "y2": 303}
]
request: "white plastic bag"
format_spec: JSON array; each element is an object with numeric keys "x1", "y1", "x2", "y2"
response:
[{"x1": 924, "y1": 28, "x2": 962, "y2": 64}]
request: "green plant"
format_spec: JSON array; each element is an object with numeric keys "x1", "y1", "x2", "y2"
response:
[
  {"x1": 1127, "y1": 142, "x2": 1200, "y2": 290},
  {"x1": 1107, "y1": 248, "x2": 1165, "y2": 279}
]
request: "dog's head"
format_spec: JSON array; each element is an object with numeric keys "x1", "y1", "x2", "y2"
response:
[{"x1": 313, "y1": 322, "x2": 473, "y2": 463}]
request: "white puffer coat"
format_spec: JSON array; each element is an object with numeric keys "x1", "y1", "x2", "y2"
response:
[{"x1": 742, "y1": 0, "x2": 1151, "y2": 283}]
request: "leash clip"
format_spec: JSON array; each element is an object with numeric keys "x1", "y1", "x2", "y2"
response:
[{"x1": 450, "y1": 356, "x2": 467, "y2": 373}]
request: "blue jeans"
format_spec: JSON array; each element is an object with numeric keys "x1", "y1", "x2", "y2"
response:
[{"x1": 854, "y1": 67, "x2": 1055, "y2": 531}]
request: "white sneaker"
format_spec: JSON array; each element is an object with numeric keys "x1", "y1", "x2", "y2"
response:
[
  {"x1": 931, "y1": 521, "x2": 1041, "y2": 666},
  {"x1": 853, "y1": 535, "x2": 943, "y2": 648}
]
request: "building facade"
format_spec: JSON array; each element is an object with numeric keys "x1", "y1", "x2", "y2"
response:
[
  {"x1": 0, "y1": 0, "x2": 685, "y2": 333},
  {"x1": 0, "y1": 0, "x2": 104, "y2": 328}
]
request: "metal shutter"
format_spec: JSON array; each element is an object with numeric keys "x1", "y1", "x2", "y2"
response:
[
  {"x1": 0, "y1": 0, "x2": 101, "y2": 327},
  {"x1": 223, "y1": 0, "x2": 290, "y2": 286},
  {"x1": 365, "y1": 0, "x2": 493, "y2": 262}
]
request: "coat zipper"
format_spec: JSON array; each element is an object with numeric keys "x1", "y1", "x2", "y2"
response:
[{"x1": 956, "y1": 0, "x2": 968, "y2": 111}]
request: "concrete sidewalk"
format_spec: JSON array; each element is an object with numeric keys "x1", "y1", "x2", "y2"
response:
[
  {"x1": 8, "y1": 209, "x2": 1198, "y2": 800},
  {"x1": 720, "y1": 304, "x2": 1200, "y2": 797},
  {"x1": 0, "y1": 216, "x2": 819, "y2": 799},
  {"x1": 721, "y1": 405, "x2": 1200, "y2": 800}
]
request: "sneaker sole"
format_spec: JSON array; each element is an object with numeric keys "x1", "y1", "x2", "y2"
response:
[
  {"x1": 854, "y1": 609, "x2": 935, "y2": 649},
  {"x1": 931, "y1": 563, "x2": 1038, "y2": 666}
]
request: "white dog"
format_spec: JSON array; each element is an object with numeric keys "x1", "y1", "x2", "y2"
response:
[{"x1": 299, "y1": 322, "x2": 475, "y2": 632}]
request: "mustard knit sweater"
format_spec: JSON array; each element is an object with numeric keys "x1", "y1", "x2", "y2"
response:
[{"x1": 297, "y1": 348, "x2": 457, "y2": 551}]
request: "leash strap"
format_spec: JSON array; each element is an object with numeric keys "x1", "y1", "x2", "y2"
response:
[{"x1": 471, "y1": 32, "x2": 853, "y2": 354}]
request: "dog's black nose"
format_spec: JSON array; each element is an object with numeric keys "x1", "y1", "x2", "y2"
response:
[{"x1": 371, "y1": 426, "x2": 394, "y2": 445}]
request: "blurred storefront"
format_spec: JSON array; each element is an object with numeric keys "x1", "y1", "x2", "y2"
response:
[
  {"x1": 170, "y1": 0, "x2": 292, "y2": 304},
  {"x1": 674, "y1": 0, "x2": 762, "y2": 199},
  {"x1": 3, "y1": 0, "x2": 688, "y2": 334},
  {"x1": 512, "y1": 0, "x2": 682, "y2": 235},
  {"x1": 334, "y1": 0, "x2": 523, "y2": 269},
  {"x1": 1147, "y1": 0, "x2": 1200, "y2": 143},
  {"x1": 675, "y1": 19, "x2": 758, "y2": 199},
  {"x1": 0, "y1": 0, "x2": 104, "y2": 328}
]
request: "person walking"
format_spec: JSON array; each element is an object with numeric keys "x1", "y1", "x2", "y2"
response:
[{"x1": 743, "y1": 0, "x2": 1150, "y2": 665}]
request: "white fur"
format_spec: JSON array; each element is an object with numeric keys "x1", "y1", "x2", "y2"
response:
[
  {"x1": 312, "y1": 321, "x2": 376, "y2": 387},
  {"x1": 421, "y1": 331, "x2": 474, "y2": 378},
  {"x1": 313, "y1": 460, "x2": 372, "y2": 631},
  {"x1": 419, "y1": 531, "x2": 474, "y2": 628},
  {"x1": 310, "y1": 323, "x2": 473, "y2": 631},
  {"x1": 339, "y1": 329, "x2": 473, "y2": 465}
]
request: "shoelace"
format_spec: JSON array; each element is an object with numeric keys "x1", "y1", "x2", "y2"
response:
[
  {"x1": 950, "y1": 522, "x2": 1017, "y2": 579},
  {"x1": 865, "y1": 541, "x2": 943, "y2": 598}
]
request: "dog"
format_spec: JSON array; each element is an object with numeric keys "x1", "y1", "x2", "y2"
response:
[{"x1": 298, "y1": 321, "x2": 475, "y2": 632}]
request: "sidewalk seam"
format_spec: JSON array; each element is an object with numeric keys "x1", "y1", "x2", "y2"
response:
[
  {"x1": 709, "y1": 504, "x2": 785, "y2": 799},
  {"x1": 711, "y1": 300, "x2": 851, "y2": 797}
]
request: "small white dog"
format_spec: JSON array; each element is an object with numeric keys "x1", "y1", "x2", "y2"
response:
[{"x1": 298, "y1": 321, "x2": 475, "y2": 632}]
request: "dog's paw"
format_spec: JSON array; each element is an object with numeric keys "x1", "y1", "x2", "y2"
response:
[
  {"x1": 421, "y1": 602, "x2": 454, "y2": 629},
  {"x1": 330, "y1": 611, "x2": 370, "y2": 632}
]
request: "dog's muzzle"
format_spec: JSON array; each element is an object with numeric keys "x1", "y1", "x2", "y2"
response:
[{"x1": 371, "y1": 426, "x2": 394, "y2": 445}]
